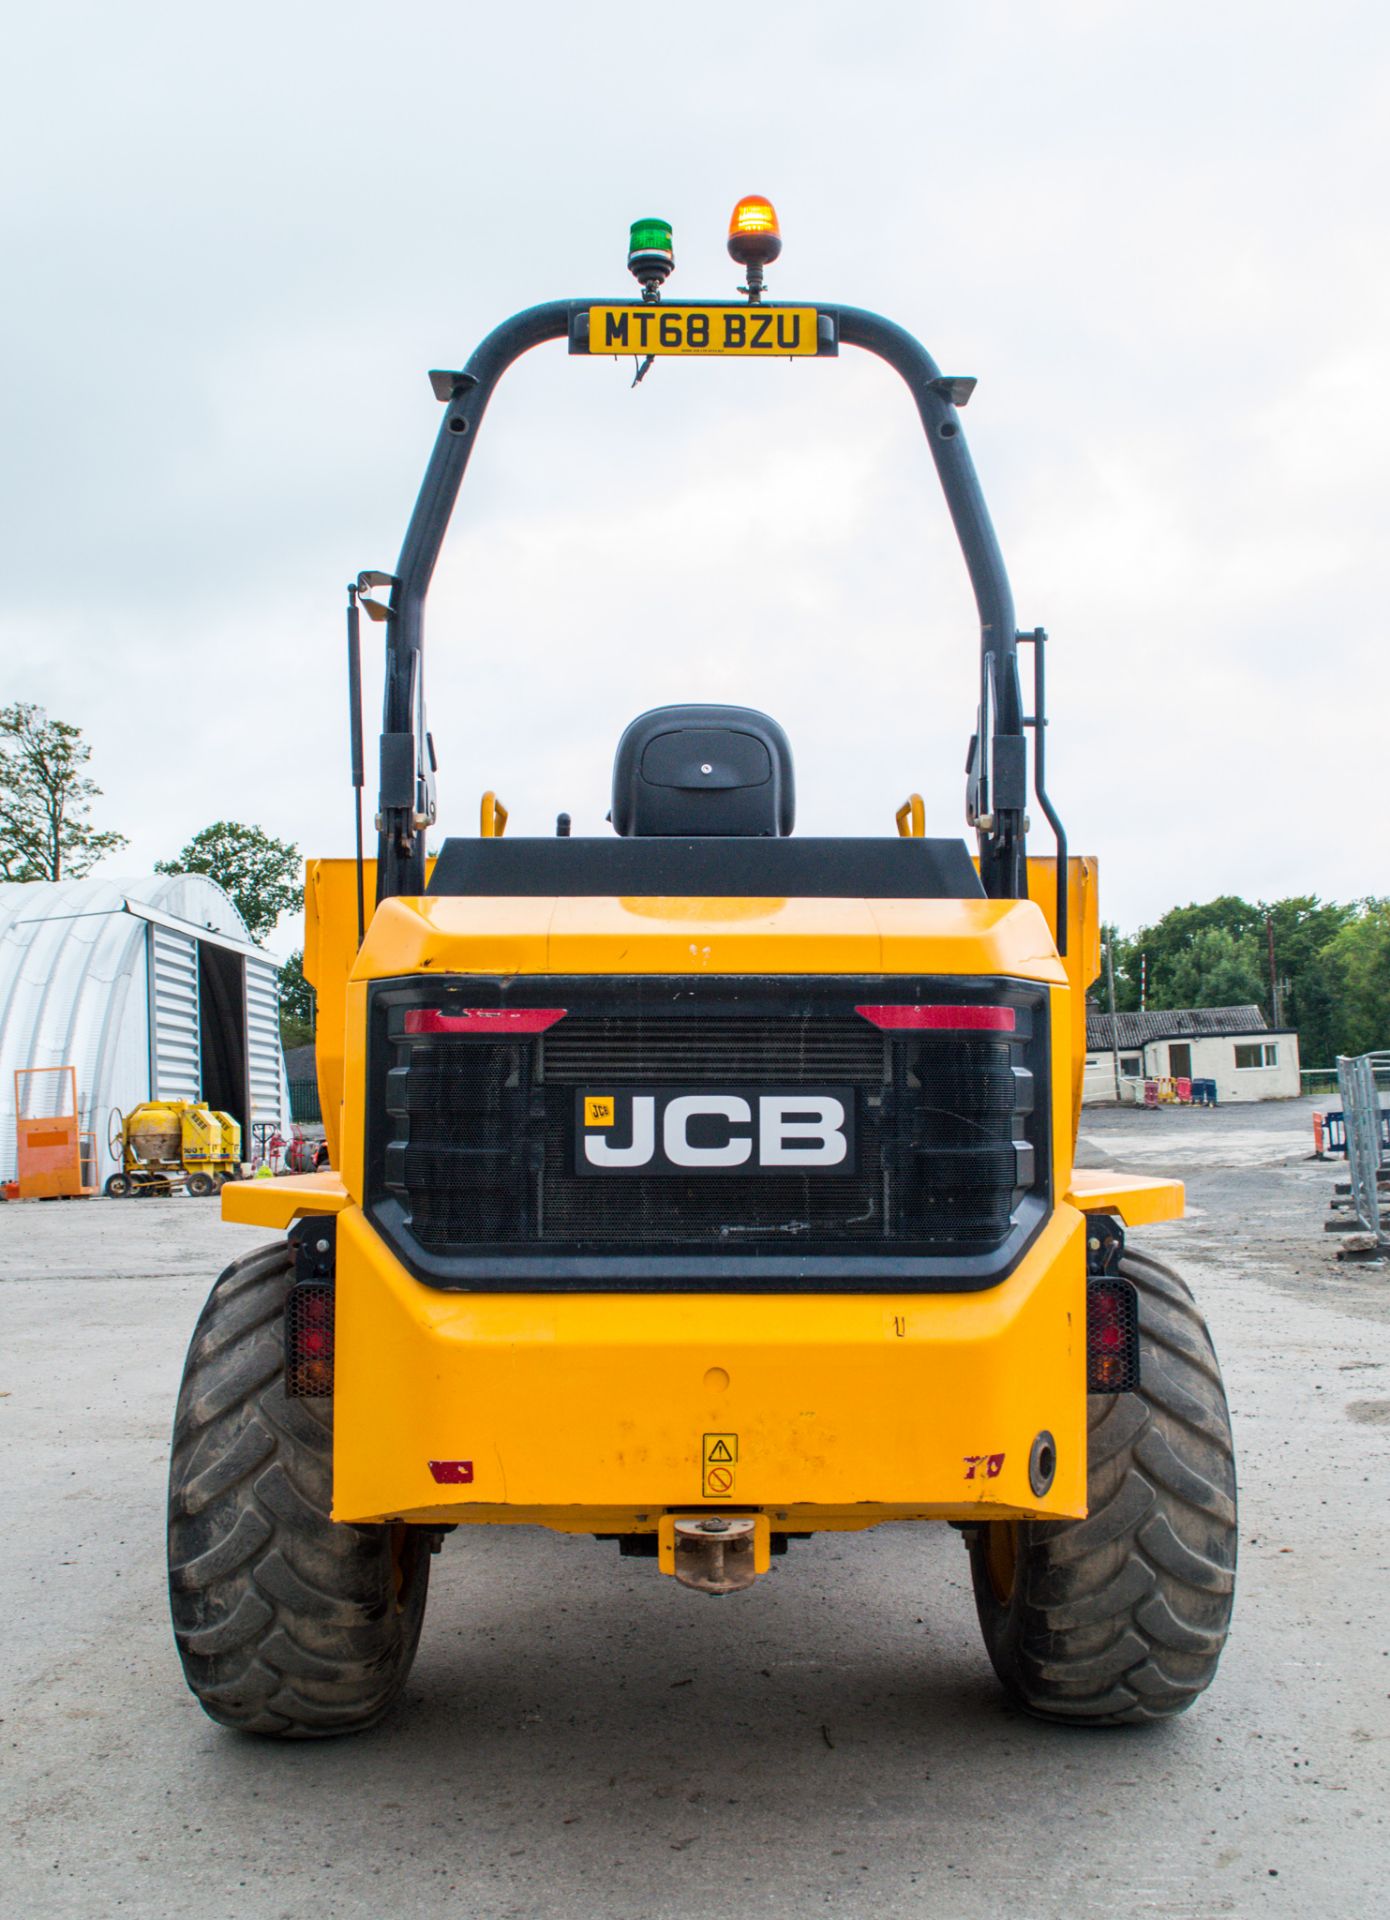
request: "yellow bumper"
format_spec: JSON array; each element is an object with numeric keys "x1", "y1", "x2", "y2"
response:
[{"x1": 329, "y1": 1201, "x2": 1089, "y2": 1531}]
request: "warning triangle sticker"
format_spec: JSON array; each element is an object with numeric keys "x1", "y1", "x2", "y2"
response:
[{"x1": 707, "y1": 1439, "x2": 734, "y2": 1463}]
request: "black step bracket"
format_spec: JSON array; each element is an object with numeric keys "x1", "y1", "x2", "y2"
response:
[
  {"x1": 1084, "y1": 1212, "x2": 1124, "y2": 1276},
  {"x1": 289, "y1": 1214, "x2": 337, "y2": 1282}
]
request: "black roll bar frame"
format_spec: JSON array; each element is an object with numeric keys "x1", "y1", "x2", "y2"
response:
[{"x1": 372, "y1": 298, "x2": 1040, "y2": 910}]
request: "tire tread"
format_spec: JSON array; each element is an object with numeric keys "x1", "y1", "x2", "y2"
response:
[
  {"x1": 167, "y1": 1241, "x2": 428, "y2": 1738},
  {"x1": 969, "y1": 1248, "x2": 1237, "y2": 1725}
]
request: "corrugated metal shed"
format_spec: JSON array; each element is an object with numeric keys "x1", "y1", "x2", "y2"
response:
[
  {"x1": 0, "y1": 875, "x2": 290, "y2": 1185},
  {"x1": 1085, "y1": 1004, "x2": 1270, "y2": 1051}
]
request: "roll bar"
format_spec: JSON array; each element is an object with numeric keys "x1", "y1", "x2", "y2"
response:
[{"x1": 369, "y1": 298, "x2": 1039, "y2": 911}]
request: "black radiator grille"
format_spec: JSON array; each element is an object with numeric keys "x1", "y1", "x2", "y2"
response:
[
  {"x1": 541, "y1": 1017, "x2": 886, "y2": 1085},
  {"x1": 367, "y1": 978, "x2": 1049, "y2": 1277}
]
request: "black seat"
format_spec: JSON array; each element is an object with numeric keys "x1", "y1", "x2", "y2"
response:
[{"x1": 612, "y1": 705, "x2": 794, "y2": 837}]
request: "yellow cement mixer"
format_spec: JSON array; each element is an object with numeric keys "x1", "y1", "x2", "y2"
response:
[{"x1": 105, "y1": 1100, "x2": 242, "y2": 1198}]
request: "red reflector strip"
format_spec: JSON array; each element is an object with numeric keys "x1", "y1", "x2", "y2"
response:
[
  {"x1": 404, "y1": 1008, "x2": 567, "y2": 1035},
  {"x1": 854, "y1": 1004, "x2": 1016, "y2": 1032},
  {"x1": 428, "y1": 1460, "x2": 475, "y2": 1484}
]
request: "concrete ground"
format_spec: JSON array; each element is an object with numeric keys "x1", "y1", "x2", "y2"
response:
[{"x1": 2, "y1": 1096, "x2": 1386, "y2": 1919}]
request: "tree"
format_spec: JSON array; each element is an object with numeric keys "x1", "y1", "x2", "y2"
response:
[
  {"x1": 1128, "y1": 897, "x2": 1263, "y2": 1010},
  {"x1": 1317, "y1": 902, "x2": 1390, "y2": 1059},
  {"x1": 1102, "y1": 924, "x2": 1142, "y2": 1011},
  {"x1": 0, "y1": 702, "x2": 128, "y2": 881},
  {"x1": 1163, "y1": 927, "x2": 1266, "y2": 1012},
  {"x1": 157, "y1": 822, "x2": 300, "y2": 944},
  {"x1": 278, "y1": 949, "x2": 315, "y2": 1052},
  {"x1": 1261, "y1": 895, "x2": 1357, "y2": 1056},
  {"x1": 1111, "y1": 892, "x2": 1363, "y2": 1063}
]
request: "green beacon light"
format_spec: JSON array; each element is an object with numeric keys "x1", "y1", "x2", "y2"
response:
[{"x1": 627, "y1": 217, "x2": 674, "y2": 301}]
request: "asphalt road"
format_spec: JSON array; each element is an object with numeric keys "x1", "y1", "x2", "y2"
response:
[{"x1": 2, "y1": 1098, "x2": 1387, "y2": 1919}]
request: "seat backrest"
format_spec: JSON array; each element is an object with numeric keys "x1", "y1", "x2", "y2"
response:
[{"x1": 611, "y1": 705, "x2": 795, "y2": 837}]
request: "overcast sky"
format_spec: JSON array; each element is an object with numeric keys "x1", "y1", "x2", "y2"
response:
[{"x1": 3, "y1": 1, "x2": 1386, "y2": 958}]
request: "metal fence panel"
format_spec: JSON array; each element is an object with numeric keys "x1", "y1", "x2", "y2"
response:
[
  {"x1": 1336, "y1": 1051, "x2": 1389, "y2": 1245},
  {"x1": 288, "y1": 1076, "x2": 322, "y2": 1124}
]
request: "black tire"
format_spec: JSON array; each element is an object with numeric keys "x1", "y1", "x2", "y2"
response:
[
  {"x1": 167, "y1": 1241, "x2": 431, "y2": 1738},
  {"x1": 186, "y1": 1172, "x2": 215, "y2": 1198},
  {"x1": 968, "y1": 1247, "x2": 1237, "y2": 1724},
  {"x1": 104, "y1": 1172, "x2": 130, "y2": 1198}
]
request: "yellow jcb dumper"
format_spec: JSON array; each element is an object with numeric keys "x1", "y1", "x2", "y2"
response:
[{"x1": 168, "y1": 200, "x2": 1236, "y2": 1738}]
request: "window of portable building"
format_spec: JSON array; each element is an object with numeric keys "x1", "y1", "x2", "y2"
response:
[{"x1": 1234, "y1": 1042, "x2": 1279, "y2": 1069}]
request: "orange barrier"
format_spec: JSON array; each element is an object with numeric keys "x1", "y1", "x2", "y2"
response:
[{"x1": 3, "y1": 1067, "x2": 96, "y2": 1201}]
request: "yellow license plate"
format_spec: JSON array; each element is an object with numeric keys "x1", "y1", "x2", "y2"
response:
[{"x1": 587, "y1": 305, "x2": 820, "y2": 356}]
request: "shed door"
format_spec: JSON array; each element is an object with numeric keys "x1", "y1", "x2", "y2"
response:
[
  {"x1": 198, "y1": 942, "x2": 248, "y2": 1140},
  {"x1": 148, "y1": 926, "x2": 202, "y2": 1101},
  {"x1": 245, "y1": 956, "x2": 286, "y2": 1139},
  {"x1": 1168, "y1": 1043, "x2": 1192, "y2": 1079}
]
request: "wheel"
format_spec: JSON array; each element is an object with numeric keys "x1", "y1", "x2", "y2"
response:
[
  {"x1": 104, "y1": 1172, "x2": 130, "y2": 1198},
  {"x1": 186, "y1": 1172, "x2": 215, "y2": 1197},
  {"x1": 968, "y1": 1247, "x2": 1237, "y2": 1724},
  {"x1": 167, "y1": 1241, "x2": 431, "y2": 1737}
]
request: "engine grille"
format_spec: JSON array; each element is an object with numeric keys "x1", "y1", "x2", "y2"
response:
[
  {"x1": 542, "y1": 1016, "x2": 885, "y2": 1085},
  {"x1": 367, "y1": 978, "x2": 1049, "y2": 1282}
]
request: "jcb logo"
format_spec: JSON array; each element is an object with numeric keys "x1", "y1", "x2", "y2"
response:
[{"x1": 576, "y1": 1087, "x2": 854, "y2": 1176}]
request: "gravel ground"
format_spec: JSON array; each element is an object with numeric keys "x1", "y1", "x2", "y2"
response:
[{"x1": 2, "y1": 1096, "x2": 1386, "y2": 1919}]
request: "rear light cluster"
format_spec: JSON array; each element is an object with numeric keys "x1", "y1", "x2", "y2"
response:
[
  {"x1": 1086, "y1": 1276, "x2": 1140, "y2": 1393},
  {"x1": 285, "y1": 1281, "x2": 334, "y2": 1397}
]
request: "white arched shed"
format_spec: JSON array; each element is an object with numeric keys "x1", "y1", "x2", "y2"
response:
[{"x1": 0, "y1": 874, "x2": 290, "y2": 1187}]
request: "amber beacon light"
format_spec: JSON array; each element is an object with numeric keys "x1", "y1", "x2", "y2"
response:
[{"x1": 727, "y1": 194, "x2": 783, "y2": 266}]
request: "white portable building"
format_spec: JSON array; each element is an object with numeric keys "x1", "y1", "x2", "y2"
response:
[
  {"x1": 0, "y1": 874, "x2": 289, "y2": 1186},
  {"x1": 1082, "y1": 1005, "x2": 1301, "y2": 1105}
]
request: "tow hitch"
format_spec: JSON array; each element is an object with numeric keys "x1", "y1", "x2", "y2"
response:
[{"x1": 659, "y1": 1514, "x2": 772, "y2": 1595}]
